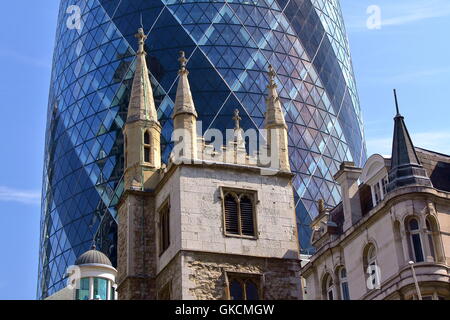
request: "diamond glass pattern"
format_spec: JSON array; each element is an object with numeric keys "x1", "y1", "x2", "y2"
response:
[{"x1": 38, "y1": 0, "x2": 367, "y2": 299}]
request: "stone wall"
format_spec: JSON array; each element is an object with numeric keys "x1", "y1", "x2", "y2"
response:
[
  {"x1": 156, "y1": 253, "x2": 183, "y2": 300},
  {"x1": 182, "y1": 251, "x2": 301, "y2": 300},
  {"x1": 175, "y1": 165, "x2": 299, "y2": 260},
  {"x1": 117, "y1": 191, "x2": 157, "y2": 300}
]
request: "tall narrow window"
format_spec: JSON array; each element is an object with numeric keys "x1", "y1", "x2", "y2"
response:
[
  {"x1": 381, "y1": 177, "x2": 388, "y2": 196},
  {"x1": 339, "y1": 268, "x2": 350, "y2": 300},
  {"x1": 408, "y1": 218, "x2": 424, "y2": 262},
  {"x1": 322, "y1": 274, "x2": 334, "y2": 300},
  {"x1": 144, "y1": 131, "x2": 150, "y2": 145},
  {"x1": 240, "y1": 195, "x2": 254, "y2": 236},
  {"x1": 159, "y1": 201, "x2": 170, "y2": 255},
  {"x1": 224, "y1": 194, "x2": 239, "y2": 235},
  {"x1": 373, "y1": 183, "x2": 382, "y2": 205},
  {"x1": 364, "y1": 244, "x2": 379, "y2": 290},
  {"x1": 223, "y1": 190, "x2": 256, "y2": 238},
  {"x1": 125, "y1": 136, "x2": 128, "y2": 168},
  {"x1": 93, "y1": 278, "x2": 108, "y2": 300},
  {"x1": 144, "y1": 131, "x2": 151, "y2": 163},
  {"x1": 76, "y1": 278, "x2": 90, "y2": 300},
  {"x1": 158, "y1": 282, "x2": 172, "y2": 300},
  {"x1": 426, "y1": 218, "x2": 437, "y2": 262}
]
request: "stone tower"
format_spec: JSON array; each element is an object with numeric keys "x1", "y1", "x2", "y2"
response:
[
  {"x1": 117, "y1": 28, "x2": 160, "y2": 300},
  {"x1": 117, "y1": 31, "x2": 302, "y2": 300},
  {"x1": 123, "y1": 28, "x2": 161, "y2": 191}
]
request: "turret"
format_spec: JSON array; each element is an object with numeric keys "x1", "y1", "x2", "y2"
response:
[
  {"x1": 264, "y1": 65, "x2": 290, "y2": 172},
  {"x1": 172, "y1": 51, "x2": 198, "y2": 162},
  {"x1": 123, "y1": 28, "x2": 161, "y2": 190},
  {"x1": 387, "y1": 90, "x2": 432, "y2": 191}
]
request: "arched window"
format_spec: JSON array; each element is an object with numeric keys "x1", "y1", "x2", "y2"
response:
[
  {"x1": 407, "y1": 218, "x2": 424, "y2": 262},
  {"x1": 363, "y1": 243, "x2": 379, "y2": 289},
  {"x1": 143, "y1": 131, "x2": 151, "y2": 163},
  {"x1": 339, "y1": 268, "x2": 350, "y2": 300},
  {"x1": 425, "y1": 217, "x2": 437, "y2": 262},
  {"x1": 322, "y1": 273, "x2": 334, "y2": 300},
  {"x1": 144, "y1": 131, "x2": 150, "y2": 145}
]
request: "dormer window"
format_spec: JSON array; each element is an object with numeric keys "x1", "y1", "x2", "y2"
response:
[
  {"x1": 381, "y1": 176, "x2": 388, "y2": 195},
  {"x1": 373, "y1": 183, "x2": 382, "y2": 204},
  {"x1": 371, "y1": 175, "x2": 389, "y2": 206}
]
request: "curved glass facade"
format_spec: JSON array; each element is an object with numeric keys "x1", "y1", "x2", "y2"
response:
[{"x1": 38, "y1": 0, "x2": 366, "y2": 298}]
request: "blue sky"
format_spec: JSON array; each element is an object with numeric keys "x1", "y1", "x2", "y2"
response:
[{"x1": 0, "y1": 0, "x2": 449, "y2": 299}]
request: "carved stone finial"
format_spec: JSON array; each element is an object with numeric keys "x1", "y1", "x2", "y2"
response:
[
  {"x1": 135, "y1": 28, "x2": 147, "y2": 54},
  {"x1": 179, "y1": 51, "x2": 188, "y2": 73},
  {"x1": 232, "y1": 109, "x2": 242, "y2": 130},
  {"x1": 268, "y1": 64, "x2": 277, "y2": 87}
]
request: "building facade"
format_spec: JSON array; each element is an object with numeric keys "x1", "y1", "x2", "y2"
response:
[
  {"x1": 39, "y1": 0, "x2": 365, "y2": 298},
  {"x1": 302, "y1": 97, "x2": 450, "y2": 300},
  {"x1": 45, "y1": 246, "x2": 118, "y2": 300}
]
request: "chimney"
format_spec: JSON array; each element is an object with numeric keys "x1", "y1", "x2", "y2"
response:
[{"x1": 334, "y1": 162, "x2": 362, "y2": 232}]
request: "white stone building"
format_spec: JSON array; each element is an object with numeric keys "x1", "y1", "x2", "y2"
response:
[
  {"x1": 45, "y1": 246, "x2": 118, "y2": 300},
  {"x1": 301, "y1": 92, "x2": 450, "y2": 300}
]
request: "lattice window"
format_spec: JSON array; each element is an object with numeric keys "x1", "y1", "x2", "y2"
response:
[{"x1": 226, "y1": 273, "x2": 262, "y2": 300}]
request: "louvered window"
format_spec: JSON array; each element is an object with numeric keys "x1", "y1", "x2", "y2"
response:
[
  {"x1": 223, "y1": 190, "x2": 256, "y2": 238},
  {"x1": 240, "y1": 196, "x2": 254, "y2": 236},
  {"x1": 224, "y1": 194, "x2": 239, "y2": 235}
]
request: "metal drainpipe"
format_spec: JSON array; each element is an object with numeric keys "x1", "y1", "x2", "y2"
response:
[{"x1": 409, "y1": 261, "x2": 422, "y2": 300}]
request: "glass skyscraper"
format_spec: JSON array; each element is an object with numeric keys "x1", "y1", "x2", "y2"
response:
[{"x1": 38, "y1": 0, "x2": 366, "y2": 298}]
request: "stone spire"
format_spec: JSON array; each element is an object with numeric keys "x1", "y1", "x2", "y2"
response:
[
  {"x1": 265, "y1": 65, "x2": 287, "y2": 129},
  {"x1": 264, "y1": 65, "x2": 290, "y2": 172},
  {"x1": 173, "y1": 51, "x2": 198, "y2": 118},
  {"x1": 123, "y1": 28, "x2": 161, "y2": 191},
  {"x1": 127, "y1": 28, "x2": 158, "y2": 124},
  {"x1": 388, "y1": 90, "x2": 432, "y2": 191},
  {"x1": 172, "y1": 51, "x2": 198, "y2": 162}
]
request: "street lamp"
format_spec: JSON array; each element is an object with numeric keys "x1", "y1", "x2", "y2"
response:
[{"x1": 409, "y1": 261, "x2": 422, "y2": 300}]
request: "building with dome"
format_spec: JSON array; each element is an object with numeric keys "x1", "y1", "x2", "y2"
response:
[{"x1": 45, "y1": 246, "x2": 117, "y2": 300}]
